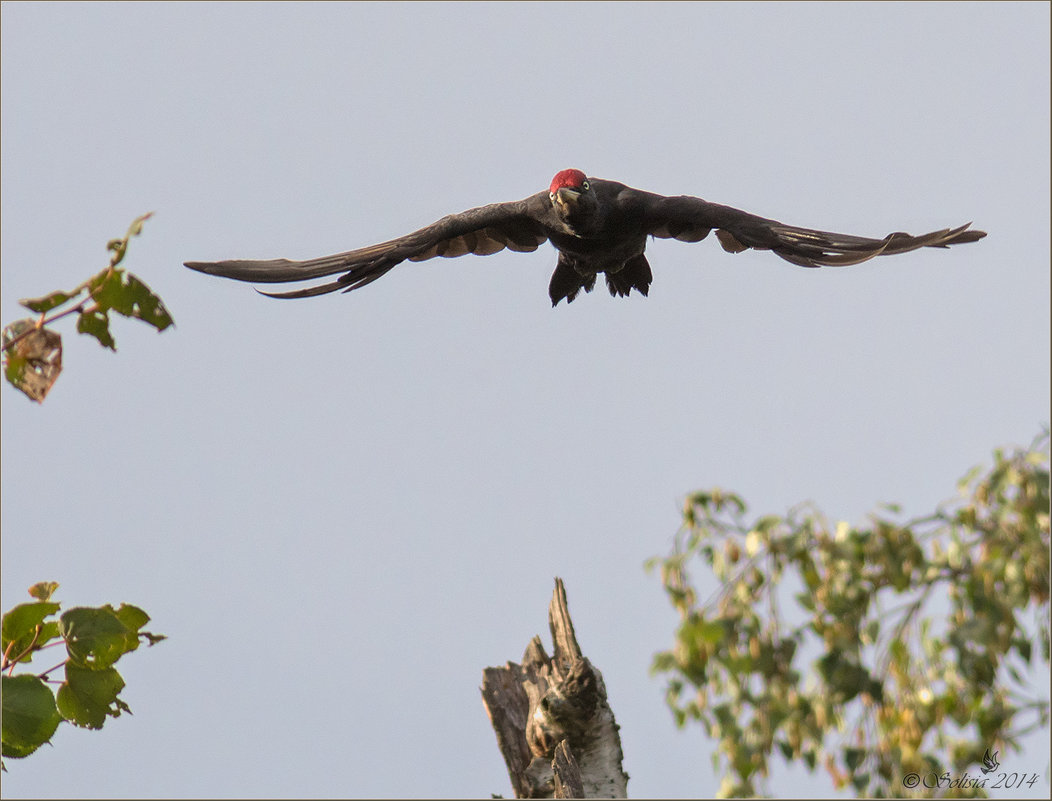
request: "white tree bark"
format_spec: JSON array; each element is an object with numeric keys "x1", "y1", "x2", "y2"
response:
[{"x1": 481, "y1": 578, "x2": 629, "y2": 798}]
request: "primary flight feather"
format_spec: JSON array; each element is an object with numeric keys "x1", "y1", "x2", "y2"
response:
[{"x1": 185, "y1": 169, "x2": 986, "y2": 306}]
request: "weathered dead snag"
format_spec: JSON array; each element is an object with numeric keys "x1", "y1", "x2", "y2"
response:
[{"x1": 481, "y1": 578, "x2": 629, "y2": 798}]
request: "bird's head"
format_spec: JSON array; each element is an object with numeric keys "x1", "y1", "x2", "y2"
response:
[{"x1": 548, "y1": 169, "x2": 597, "y2": 227}]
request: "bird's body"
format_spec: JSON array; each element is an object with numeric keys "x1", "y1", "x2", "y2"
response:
[{"x1": 185, "y1": 169, "x2": 986, "y2": 306}]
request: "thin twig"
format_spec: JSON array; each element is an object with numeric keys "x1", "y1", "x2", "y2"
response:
[
  {"x1": 6, "y1": 625, "x2": 43, "y2": 668},
  {"x1": 2, "y1": 638, "x2": 18, "y2": 673},
  {"x1": 36, "y1": 658, "x2": 69, "y2": 681},
  {"x1": 2, "y1": 298, "x2": 94, "y2": 352}
]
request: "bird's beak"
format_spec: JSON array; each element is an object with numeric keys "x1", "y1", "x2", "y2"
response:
[{"x1": 554, "y1": 186, "x2": 582, "y2": 210}]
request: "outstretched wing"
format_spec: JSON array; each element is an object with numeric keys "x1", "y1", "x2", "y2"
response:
[
  {"x1": 185, "y1": 196, "x2": 550, "y2": 298},
  {"x1": 639, "y1": 193, "x2": 986, "y2": 267}
]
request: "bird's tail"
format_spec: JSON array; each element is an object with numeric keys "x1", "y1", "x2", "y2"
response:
[
  {"x1": 604, "y1": 254, "x2": 652, "y2": 298},
  {"x1": 548, "y1": 258, "x2": 597, "y2": 306}
]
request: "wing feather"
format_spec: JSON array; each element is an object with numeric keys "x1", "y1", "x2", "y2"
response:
[
  {"x1": 640, "y1": 193, "x2": 986, "y2": 268},
  {"x1": 185, "y1": 196, "x2": 550, "y2": 297}
]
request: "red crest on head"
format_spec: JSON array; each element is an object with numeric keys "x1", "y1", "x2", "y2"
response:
[{"x1": 549, "y1": 169, "x2": 587, "y2": 194}]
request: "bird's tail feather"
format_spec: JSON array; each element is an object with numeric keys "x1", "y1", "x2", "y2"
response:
[
  {"x1": 548, "y1": 259, "x2": 597, "y2": 306},
  {"x1": 605, "y1": 254, "x2": 652, "y2": 298}
]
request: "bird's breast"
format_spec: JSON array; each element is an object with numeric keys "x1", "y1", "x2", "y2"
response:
[{"x1": 548, "y1": 230, "x2": 648, "y2": 274}]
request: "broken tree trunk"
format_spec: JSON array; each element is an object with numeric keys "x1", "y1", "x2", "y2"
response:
[{"x1": 481, "y1": 578, "x2": 629, "y2": 798}]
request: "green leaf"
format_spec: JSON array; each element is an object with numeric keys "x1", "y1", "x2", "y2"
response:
[
  {"x1": 844, "y1": 747, "x2": 865, "y2": 771},
  {"x1": 108, "y1": 603, "x2": 165, "y2": 646},
  {"x1": 817, "y1": 651, "x2": 869, "y2": 702},
  {"x1": 9, "y1": 623, "x2": 62, "y2": 666},
  {"x1": 19, "y1": 290, "x2": 75, "y2": 314},
  {"x1": 112, "y1": 604, "x2": 150, "y2": 633},
  {"x1": 76, "y1": 308, "x2": 116, "y2": 350},
  {"x1": 2, "y1": 602, "x2": 62, "y2": 662},
  {"x1": 109, "y1": 604, "x2": 158, "y2": 653},
  {"x1": 56, "y1": 662, "x2": 128, "y2": 729},
  {"x1": 106, "y1": 212, "x2": 153, "y2": 268},
  {"x1": 651, "y1": 652, "x2": 675, "y2": 673},
  {"x1": 863, "y1": 620, "x2": 880, "y2": 645},
  {"x1": 2, "y1": 601, "x2": 61, "y2": 644},
  {"x1": 695, "y1": 619, "x2": 726, "y2": 646},
  {"x1": 803, "y1": 748, "x2": 817, "y2": 770},
  {"x1": 59, "y1": 606, "x2": 138, "y2": 669},
  {"x1": 1, "y1": 674, "x2": 62, "y2": 758},
  {"x1": 88, "y1": 269, "x2": 174, "y2": 332},
  {"x1": 794, "y1": 591, "x2": 816, "y2": 612},
  {"x1": 1014, "y1": 637, "x2": 1032, "y2": 664},
  {"x1": 890, "y1": 638, "x2": 909, "y2": 670},
  {"x1": 850, "y1": 773, "x2": 870, "y2": 792}
]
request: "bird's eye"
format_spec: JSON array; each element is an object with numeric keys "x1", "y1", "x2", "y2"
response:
[{"x1": 582, "y1": 180, "x2": 590, "y2": 191}]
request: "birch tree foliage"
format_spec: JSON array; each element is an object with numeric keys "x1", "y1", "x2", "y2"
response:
[{"x1": 649, "y1": 432, "x2": 1050, "y2": 798}]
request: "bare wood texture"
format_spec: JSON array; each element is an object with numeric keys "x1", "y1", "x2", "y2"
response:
[
  {"x1": 481, "y1": 578, "x2": 629, "y2": 798},
  {"x1": 480, "y1": 664, "x2": 534, "y2": 798},
  {"x1": 552, "y1": 740, "x2": 585, "y2": 799}
]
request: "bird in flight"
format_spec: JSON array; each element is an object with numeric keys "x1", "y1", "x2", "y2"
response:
[{"x1": 185, "y1": 169, "x2": 985, "y2": 306}]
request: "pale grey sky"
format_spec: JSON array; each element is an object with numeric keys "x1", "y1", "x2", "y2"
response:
[{"x1": 2, "y1": 2, "x2": 1049, "y2": 798}]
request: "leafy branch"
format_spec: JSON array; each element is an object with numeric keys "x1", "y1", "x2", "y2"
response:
[
  {"x1": 2, "y1": 213, "x2": 174, "y2": 402},
  {"x1": 1, "y1": 582, "x2": 166, "y2": 768},
  {"x1": 648, "y1": 431, "x2": 1050, "y2": 798}
]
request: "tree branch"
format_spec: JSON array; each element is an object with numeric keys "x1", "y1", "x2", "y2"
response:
[{"x1": 481, "y1": 578, "x2": 629, "y2": 798}]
